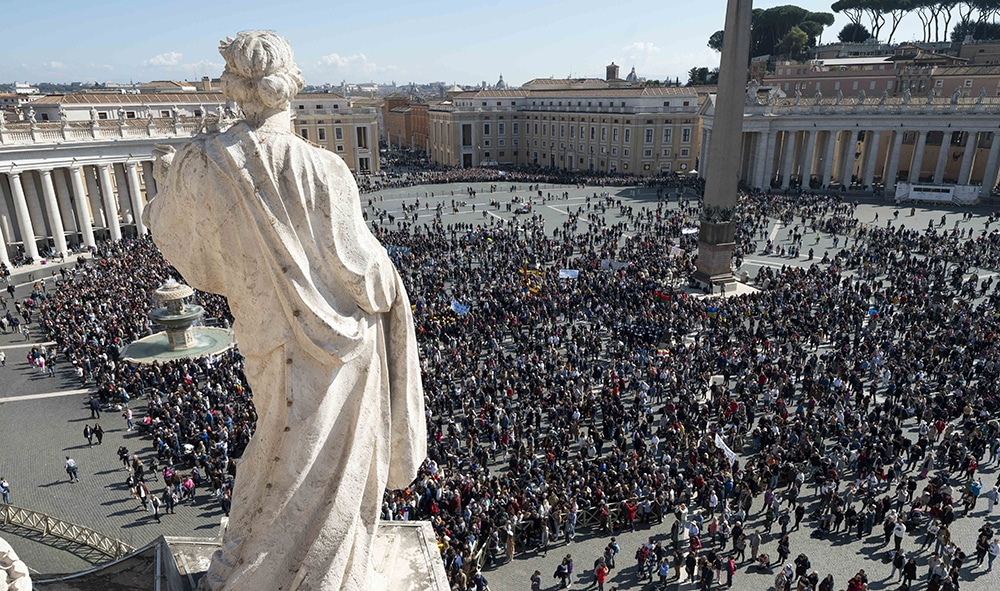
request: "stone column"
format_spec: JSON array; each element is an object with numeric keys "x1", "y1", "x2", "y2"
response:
[
  {"x1": 69, "y1": 166, "x2": 97, "y2": 248},
  {"x1": 752, "y1": 131, "x2": 770, "y2": 189},
  {"x1": 0, "y1": 221, "x2": 9, "y2": 267},
  {"x1": 97, "y1": 164, "x2": 122, "y2": 241},
  {"x1": 957, "y1": 131, "x2": 976, "y2": 185},
  {"x1": 862, "y1": 130, "x2": 882, "y2": 190},
  {"x1": 933, "y1": 131, "x2": 951, "y2": 184},
  {"x1": 20, "y1": 173, "x2": 49, "y2": 246},
  {"x1": 702, "y1": 129, "x2": 711, "y2": 175},
  {"x1": 886, "y1": 131, "x2": 905, "y2": 192},
  {"x1": 52, "y1": 169, "x2": 80, "y2": 237},
  {"x1": 85, "y1": 165, "x2": 107, "y2": 232},
  {"x1": 39, "y1": 170, "x2": 68, "y2": 256},
  {"x1": 780, "y1": 130, "x2": 796, "y2": 189},
  {"x1": 909, "y1": 131, "x2": 927, "y2": 183},
  {"x1": 695, "y1": 0, "x2": 751, "y2": 290},
  {"x1": 126, "y1": 162, "x2": 147, "y2": 235},
  {"x1": 979, "y1": 132, "x2": 1000, "y2": 198},
  {"x1": 7, "y1": 173, "x2": 39, "y2": 261},
  {"x1": 821, "y1": 131, "x2": 838, "y2": 188},
  {"x1": 113, "y1": 164, "x2": 133, "y2": 228},
  {"x1": 839, "y1": 132, "x2": 855, "y2": 187},
  {"x1": 801, "y1": 130, "x2": 817, "y2": 189}
]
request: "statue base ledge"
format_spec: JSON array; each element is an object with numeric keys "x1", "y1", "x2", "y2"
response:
[{"x1": 32, "y1": 521, "x2": 448, "y2": 591}]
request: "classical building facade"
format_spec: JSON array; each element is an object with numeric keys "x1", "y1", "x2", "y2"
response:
[
  {"x1": 290, "y1": 93, "x2": 380, "y2": 174},
  {"x1": 698, "y1": 91, "x2": 1000, "y2": 197},
  {"x1": 0, "y1": 91, "x2": 380, "y2": 264},
  {"x1": 383, "y1": 96, "x2": 429, "y2": 151},
  {"x1": 428, "y1": 83, "x2": 702, "y2": 174}
]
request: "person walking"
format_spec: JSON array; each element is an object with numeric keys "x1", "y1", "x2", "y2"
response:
[
  {"x1": 988, "y1": 538, "x2": 999, "y2": 571},
  {"x1": 83, "y1": 424, "x2": 94, "y2": 447},
  {"x1": 0, "y1": 351, "x2": 6, "y2": 367},
  {"x1": 594, "y1": 558, "x2": 609, "y2": 591},
  {"x1": 530, "y1": 570, "x2": 542, "y2": 591},
  {"x1": 88, "y1": 396, "x2": 101, "y2": 419},
  {"x1": 94, "y1": 423, "x2": 104, "y2": 445},
  {"x1": 122, "y1": 407, "x2": 133, "y2": 431},
  {"x1": 65, "y1": 457, "x2": 79, "y2": 483},
  {"x1": 151, "y1": 493, "x2": 162, "y2": 523},
  {"x1": 0, "y1": 477, "x2": 9, "y2": 504}
]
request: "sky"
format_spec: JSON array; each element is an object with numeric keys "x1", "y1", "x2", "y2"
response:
[{"x1": 7, "y1": 0, "x2": 931, "y2": 88}]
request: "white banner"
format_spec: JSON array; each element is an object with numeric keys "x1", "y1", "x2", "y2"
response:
[{"x1": 714, "y1": 432, "x2": 737, "y2": 466}]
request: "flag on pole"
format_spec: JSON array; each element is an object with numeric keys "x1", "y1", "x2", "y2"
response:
[
  {"x1": 450, "y1": 300, "x2": 471, "y2": 315},
  {"x1": 714, "y1": 432, "x2": 737, "y2": 466},
  {"x1": 652, "y1": 290, "x2": 671, "y2": 302}
]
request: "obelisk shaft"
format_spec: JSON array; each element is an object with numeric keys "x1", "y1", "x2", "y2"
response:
[{"x1": 695, "y1": 0, "x2": 753, "y2": 289}]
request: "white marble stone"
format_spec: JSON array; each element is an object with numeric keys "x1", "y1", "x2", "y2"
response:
[
  {"x1": 0, "y1": 536, "x2": 32, "y2": 591},
  {"x1": 144, "y1": 31, "x2": 426, "y2": 591}
]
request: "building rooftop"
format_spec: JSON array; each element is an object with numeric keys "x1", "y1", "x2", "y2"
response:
[{"x1": 30, "y1": 92, "x2": 223, "y2": 105}]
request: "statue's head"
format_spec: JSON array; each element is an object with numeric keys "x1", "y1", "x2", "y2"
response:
[{"x1": 219, "y1": 31, "x2": 304, "y2": 117}]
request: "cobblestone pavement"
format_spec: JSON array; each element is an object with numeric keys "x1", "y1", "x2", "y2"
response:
[{"x1": 1, "y1": 184, "x2": 999, "y2": 584}]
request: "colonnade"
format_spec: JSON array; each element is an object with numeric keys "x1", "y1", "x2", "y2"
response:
[
  {"x1": 0, "y1": 161, "x2": 155, "y2": 266},
  {"x1": 736, "y1": 126, "x2": 1000, "y2": 196}
]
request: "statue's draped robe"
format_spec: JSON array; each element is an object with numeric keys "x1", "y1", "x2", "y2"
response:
[{"x1": 145, "y1": 122, "x2": 426, "y2": 591}]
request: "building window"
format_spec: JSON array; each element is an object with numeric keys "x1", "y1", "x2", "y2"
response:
[
  {"x1": 484, "y1": 123, "x2": 491, "y2": 135},
  {"x1": 512, "y1": 122, "x2": 519, "y2": 135},
  {"x1": 681, "y1": 128, "x2": 691, "y2": 143},
  {"x1": 852, "y1": 81, "x2": 859, "y2": 90},
  {"x1": 643, "y1": 148, "x2": 653, "y2": 157},
  {"x1": 834, "y1": 81, "x2": 841, "y2": 90},
  {"x1": 935, "y1": 79, "x2": 944, "y2": 87},
  {"x1": 499, "y1": 151, "x2": 505, "y2": 157},
  {"x1": 590, "y1": 126, "x2": 596, "y2": 140},
  {"x1": 680, "y1": 148, "x2": 690, "y2": 157},
  {"x1": 484, "y1": 152, "x2": 490, "y2": 158},
  {"x1": 664, "y1": 101, "x2": 670, "y2": 107},
  {"x1": 316, "y1": 105, "x2": 323, "y2": 110},
  {"x1": 644, "y1": 129, "x2": 654, "y2": 143},
  {"x1": 623, "y1": 163, "x2": 628, "y2": 170},
  {"x1": 662, "y1": 148, "x2": 671, "y2": 157},
  {"x1": 300, "y1": 129, "x2": 309, "y2": 139},
  {"x1": 624, "y1": 129, "x2": 631, "y2": 143},
  {"x1": 683, "y1": 101, "x2": 690, "y2": 107},
  {"x1": 334, "y1": 144, "x2": 343, "y2": 152},
  {"x1": 498, "y1": 139, "x2": 505, "y2": 147},
  {"x1": 965, "y1": 79, "x2": 973, "y2": 87},
  {"x1": 298, "y1": 104, "x2": 305, "y2": 110},
  {"x1": 570, "y1": 126, "x2": 575, "y2": 138},
  {"x1": 623, "y1": 148, "x2": 630, "y2": 157},
  {"x1": 356, "y1": 126, "x2": 368, "y2": 149},
  {"x1": 484, "y1": 140, "x2": 490, "y2": 147},
  {"x1": 318, "y1": 128, "x2": 326, "y2": 141},
  {"x1": 126, "y1": 111, "x2": 136, "y2": 119},
  {"x1": 533, "y1": 123, "x2": 538, "y2": 134},
  {"x1": 611, "y1": 147, "x2": 618, "y2": 155},
  {"x1": 662, "y1": 128, "x2": 672, "y2": 143},
  {"x1": 498, "y1": 122, "x2": 505, "y2": 135},
  {"x1": 612, "y1": 128, "x2": 619, "y2": 142},
  {"x1": 601, "y1": 127, "x2": 607, "y2": 141},
  {"x1": 335, "y1": 127, "x2": 343, "y2": 140},
  {"x1": 870, "y1": 81, "x2": 876, "y2": 90}
]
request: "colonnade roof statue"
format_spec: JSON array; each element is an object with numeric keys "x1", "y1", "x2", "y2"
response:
[{"x1": 142, "y1": 30, "x2": 427, "y2": 591}]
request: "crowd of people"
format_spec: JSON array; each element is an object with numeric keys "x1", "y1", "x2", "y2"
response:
[{"x1": 18, "y1": 169, "x2": 1000, "y2": 591}]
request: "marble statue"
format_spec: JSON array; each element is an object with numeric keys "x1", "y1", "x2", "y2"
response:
[
  {"x1": 0, "y1": 536, "x2": 32, "y2": 591},
  {"x1": 814, "y1": 88, "x2": 823, "y2": 104},
  {"x1": 902, "y1": 87, "x2": 911, "y2": 105},
  {"x1": 745, "y1": 79, "x2": 759, "y2": 105},
  {"x1": 794, "y1": 88, "x2": 801, "y2": 106},
  {"x1": 879, "y1": 90, "x2": 888, "y2": 106},
  {"x1": 857, "y1": 90, "x2": 866, "y2": 106},
  {"x1": 978, "y1": 87, "x2": 987, "y2": 105},
  {"x1": 926, "y1": 89, "x2": 935, "y2": 104},
  {"x1": 90, "y1": 106, "x2": 98, "y2": 123},
  {"x1": 835, "y1": 89, "x2": 843, "y2": 106},
  {"x1": 58, "y1": 106, "x2": 68, "y2": 123},
  {"x1": 951, "y1": 87, "x2": 962, "y2": 105},
  {"x1": 143, "y1": 30, "x2": 427, "y2": 591},
  {"x1": 118, "y1": 107, "x2": 127, "y2": 124},
  {"x1": 24, "y1": 106, "x2": 35, "y2": 124}
]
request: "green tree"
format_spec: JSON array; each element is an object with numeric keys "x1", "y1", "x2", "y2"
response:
[
  {"x1": 838, "y1": 22, "x2": 873, "y2": 41},
  {"x1": 776, "y1": 26, "x2": 810, "y2": 60},
  {"x1": 706, "y1": 5, "x2": 834, "y2": 56},
  {"x1": 951, "y1": 16, "x2": 1000, "y2": 39}
]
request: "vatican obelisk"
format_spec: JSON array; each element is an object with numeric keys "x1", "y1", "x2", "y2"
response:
[{"x1": 694, "y1": 0, "x2": 752, "y2": 291}]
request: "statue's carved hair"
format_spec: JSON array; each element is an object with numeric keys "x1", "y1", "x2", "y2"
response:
[{"x1": 219, "y1": 31, "x2": 304, "y2": 110}]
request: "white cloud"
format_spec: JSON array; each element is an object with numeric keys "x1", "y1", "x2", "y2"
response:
[
  {"x1": 43, "y1": 61, "x2": 68, "y2": 70},
  {"x1": 316, "y1": 53, "x2": 396, "y2": 78},
  {"x1": 624, "y1": 42, "x2": 661, "y2": 60},
  {"x1": 144, "y1": 52, "x2": 183, "y2": 67}
]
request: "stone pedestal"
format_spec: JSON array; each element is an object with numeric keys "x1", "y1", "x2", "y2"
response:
[
  {"x1": 693, "y1": 221, "x2": 737, "y2": 292},
  {"x1": 32, "y1": 522, "x2": 448, "y2": 591}
]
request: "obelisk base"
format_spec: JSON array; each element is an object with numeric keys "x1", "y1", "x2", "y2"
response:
[{"x1": 693, "y1": 221, "x2": 738, "y2": 293}]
